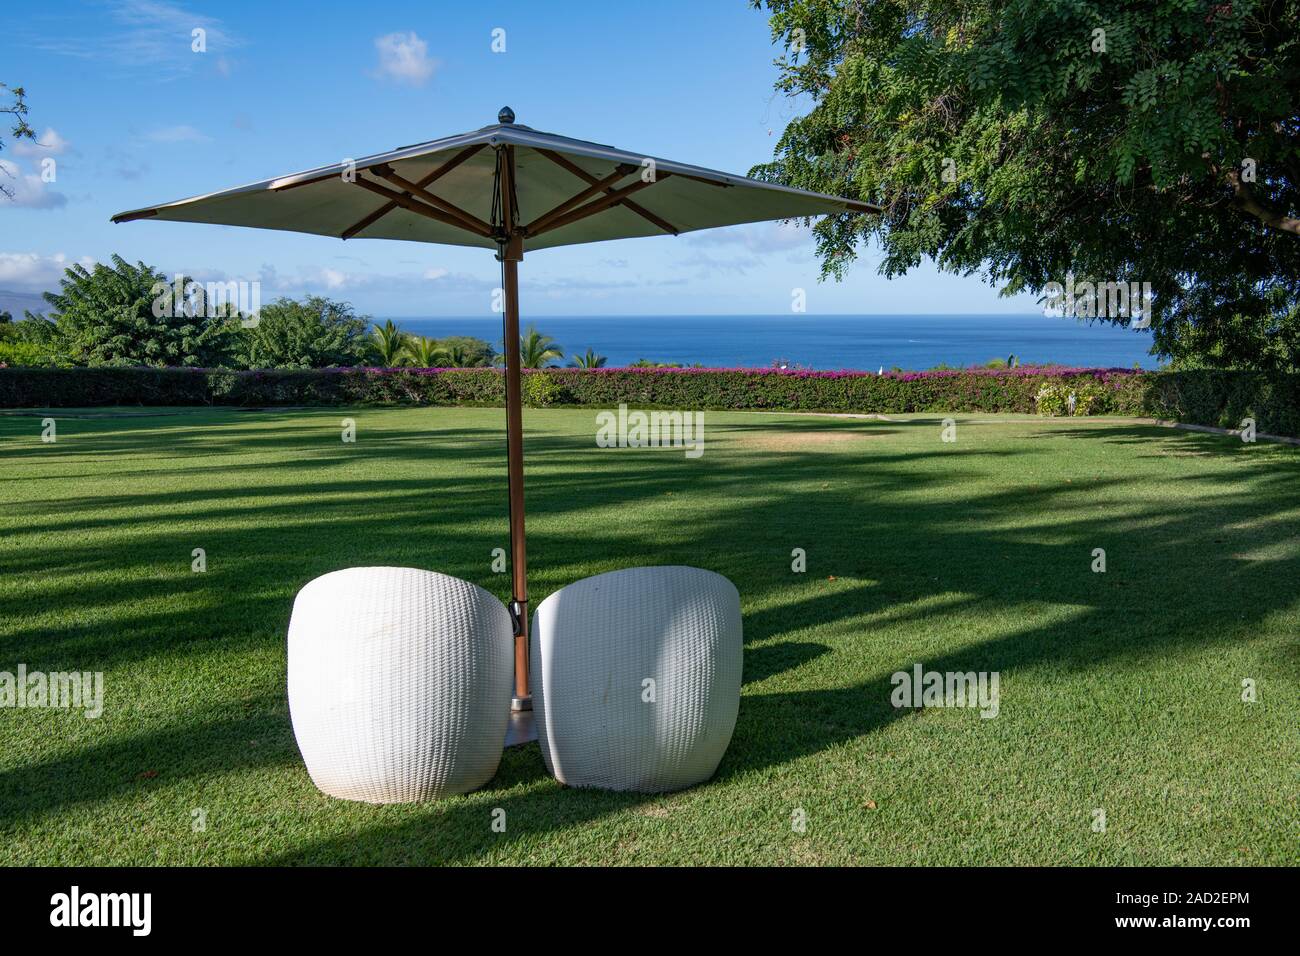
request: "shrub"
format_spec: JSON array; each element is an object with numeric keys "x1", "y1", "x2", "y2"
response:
[
  {"x1": 1035, "y1": 379, "x2": 1108, "y2": 416},
  {"x1": 2, "y1": 365, "x2": 1296, "y2": 437},
  {"x1": 0, "y1": 340, "x2": 55, "y2": 368},
  {"x1": 523, "y1": 370, "x2": 565, "y2": 407}
]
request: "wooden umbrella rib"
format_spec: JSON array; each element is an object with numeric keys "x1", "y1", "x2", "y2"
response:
[
  {"x1": 341, "y1": 143, "x2": 486, "y2": 239},
  {"x1": 523, "y1": 164, "x2": 637, "y2": 235},
  {"x1": 534, "y1": 148, "x2": 679, "y2": 235},
  {"x1": 613, "y1": 193, "x2": 679, "y2": 235},
  {"x1": 342, "y1": 198, "x2": 401, "y2": 240},
  {"x1": 351, "y1": 175, "x2": 492, "y2": 237},
  {"x1": 372, "y1": 164, "x2": 492, "y2": 236},
  {"x1": 528, "y1": 173, "x2": 672, "y2": 237}
]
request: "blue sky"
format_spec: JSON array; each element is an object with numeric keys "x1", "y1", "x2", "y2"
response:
[{"x1": 1, "y1": 0, "x2": 1041, "y2": 317}]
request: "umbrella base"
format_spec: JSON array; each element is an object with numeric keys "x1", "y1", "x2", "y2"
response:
[{"x1": 505, "y1": 707, "x2": 537, "y2": 747}]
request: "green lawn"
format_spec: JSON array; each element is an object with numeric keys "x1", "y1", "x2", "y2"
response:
[{"x1": 0, "y1": 405, "x2": 1295, "y2": 865}]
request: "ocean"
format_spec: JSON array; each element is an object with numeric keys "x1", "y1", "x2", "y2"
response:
[{"x1": 384, "y1": 314, "x2": 1157, "y2": 370}]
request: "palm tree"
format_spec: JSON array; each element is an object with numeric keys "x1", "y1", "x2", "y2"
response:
[
  {"x1": 370, "y1": 319, "x2": 407, "y2": 367},
  {"x1": 568, "y1": 348, "x2": 607, "y2": 368},
  {"x1": 500, "y1": 325, "x2": 563, "y2": 369},
  {"x1": 445, "y1": 344, "x2": 487, "y2": 367},
  {"x1": 401, "y1": 335, "x2": 448, "y2": 368}
]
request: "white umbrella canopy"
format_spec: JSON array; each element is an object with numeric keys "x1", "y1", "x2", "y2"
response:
[
  {"x1": 112, "y1": 109, "x2": 878, "y2": 249},
  {"x1": 112, "y1": 108, "x2": 878, "y2": 744}
]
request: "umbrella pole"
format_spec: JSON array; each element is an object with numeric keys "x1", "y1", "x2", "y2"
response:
[
  {"x1": 496, "y1": 137, "x2": 535, "y2": 745},
  {"x1": 501, "y1": 241, "x2": 531, "y2": 714}
]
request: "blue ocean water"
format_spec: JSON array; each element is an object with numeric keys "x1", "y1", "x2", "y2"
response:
[{"x1": 383, "y1": 314, "x2": 1157, "y2": 370}]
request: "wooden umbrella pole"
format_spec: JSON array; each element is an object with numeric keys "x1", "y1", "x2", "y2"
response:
[{"x1": 499, "y1": 146, "x2": 530, "y2": 711}]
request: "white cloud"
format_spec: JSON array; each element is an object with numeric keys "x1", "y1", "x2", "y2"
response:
[
  {"x1": 35, "y1": 0, "x2": 242, "y2": 80},
  {"x1": 0, "y1": 159, "x2": 68, "y2": 209},
  {"x1": 373, "y1": 32, "x2": 437, "y2": 86},
  {"x1": 146, "y1": 125, "x2": 210, "y2": 143},
  {"x1": 253, "y1": 262, "x2": 493, "y2": 300},
  {"x1": 0, "y1": 252, "x2": 93, "y2": 290},
  {"x1": 11, "y1": 128, "x2": 71, "y2": 158}
]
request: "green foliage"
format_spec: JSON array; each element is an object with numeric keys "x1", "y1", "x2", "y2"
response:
[
  {"x1": 1035, "y1": 379, "x2": 1107, "y2": 416},
  {"x1": 436, "y1": 336, "x2": 493, "y2": 367},
  {"x1": 522, "y1": 371, "x2": 565, "y2": 407},
  {"x1": 568, "y1": 348, "x2": 608, "y2": 368},
  {"x1": 0, "y1": 314, "x2": 62, "y2": 366},
  {"x1": 1, "y1": 311, "x2": 42, "y2": 365},
  {"x1": 41, "y1": 255, "x2": 237, "y2": 367},
  {"x1": 0, "y1": 340, "x2": 49, "y2": 367},
  {"x1": 1, "y1": 82, "x2": 35, "y2": 200},
  {"x1": 237, "y1": 296, "x2": 371, "y2": 369},
  {"x1": 369, "y1": 319, "x2": 407, "y2": 367},
  {"x1": 753, "y1": 0, "x2": 1300, "y2": 370},
  {"x1": 508, "y1": 325, "x2": 564, "y2": 368},
  {"x1": 369, "y1": 323, "x2": 491, "y2": 368},
  {"x1": 1162, "y1": 291, "x2": 1300, "y2": 372},
  {"x1": 400, "y1": 335, "x2": 447, "y2": 368}
]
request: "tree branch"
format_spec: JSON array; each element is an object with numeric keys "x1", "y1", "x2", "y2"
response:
[{"x1": 1225, "y1": 168, "x2": 1300, "y2": 236}]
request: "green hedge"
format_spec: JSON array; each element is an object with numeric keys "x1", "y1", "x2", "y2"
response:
[{"x1": 1, "y1": 365, "x2": 1296, "y2": 437}]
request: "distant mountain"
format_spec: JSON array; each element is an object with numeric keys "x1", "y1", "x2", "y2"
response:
[{"x1": 0, "y1": 289, "x2": 51, "y2": 318}]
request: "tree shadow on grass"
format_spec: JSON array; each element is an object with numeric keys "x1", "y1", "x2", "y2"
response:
[
  {"x1": 0, "y1": 695, "x2": 294, "y2": 832},
  {"x1": 1, "y1": 412, "x2": 1297, "y2": 862}
]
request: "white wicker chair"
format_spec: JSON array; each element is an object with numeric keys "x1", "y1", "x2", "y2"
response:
[
  {"x1": 287, "y1": 566, "x2": 513, "y2": 803},
  {"x1": 531, "y1": 566, "x2": 743, "y2": 793}
]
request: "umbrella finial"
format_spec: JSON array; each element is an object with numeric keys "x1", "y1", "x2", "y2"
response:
[{"x1": 498, "y1": 106, "x2": 515, "y2": 124}]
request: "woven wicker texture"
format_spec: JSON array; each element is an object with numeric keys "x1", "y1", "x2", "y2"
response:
[
  {"x1": 288, "y1": 566, "x2": 513, "y2": 803},
  {"x1": 532, "y1": 565, "x2": 742, "y2": 793}
]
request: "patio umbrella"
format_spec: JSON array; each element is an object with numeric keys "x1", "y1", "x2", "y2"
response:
[{"x1": 112, "y1": 107, "x2": 880, "y2": 741}]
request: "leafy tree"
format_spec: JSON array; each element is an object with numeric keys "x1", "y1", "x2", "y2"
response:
[
  {"x1": 0, "y1": 338, "x2": 52, "y2": 367},
  {"x1": 13, "y1": 313, "x2": 58, "y2": 345},
  {"x1": 568, "y1": 348, "x2": 608, "y2": 368},
  {"x1": 370, "y1": 319, "x2": 407, "y2": 367},
  {"x1": 1, "y1": 83, "x2": 35, "y2": 200},
  {"x1": 238, "y1": 296, "x2": 371, "y2": 369},
  {"x1": 42, "y1": 255, "x2": 236, "y2": 367},
  {"x1": 0, "y1": 312, "x2": 53, "y2": 366},
  {"x1": 753, "y1": 0, "x2": 1300, "y2": 371},
  {"x1": 435, "y1": 335, "x2": 493, "y2": 366},
  {"x1": 401, "y1": 335, "x2": 447, "y2": 367},
  {"x1": 500, "y1": 325, "x2": 564, "y2": 368},
  {"x1": 1163, "y1": 288, "x2": 1300, "y2": 370}
]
